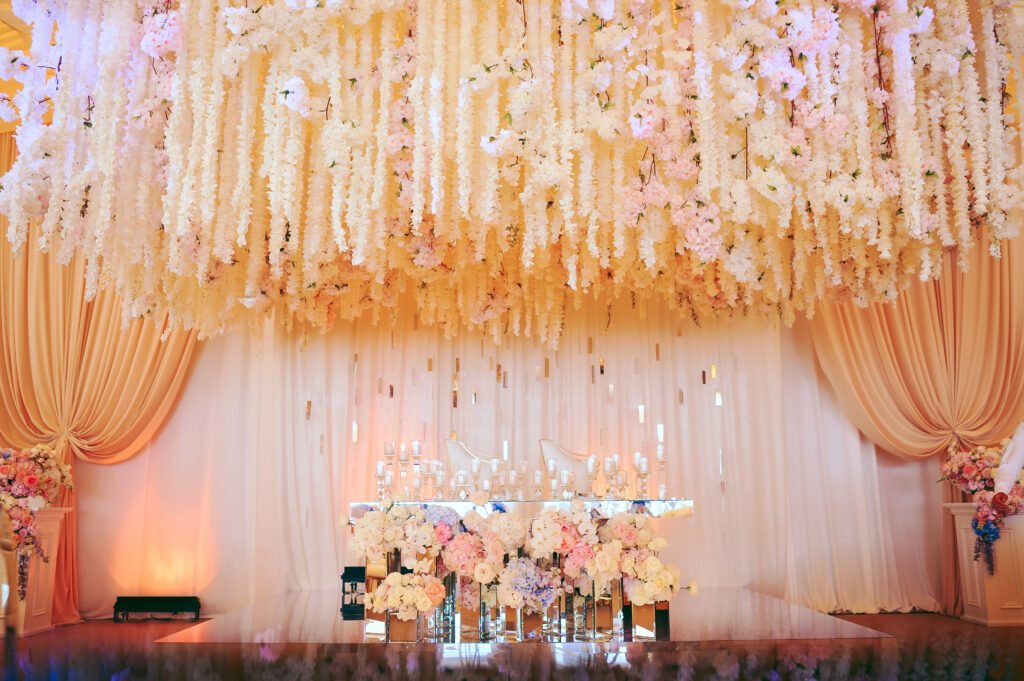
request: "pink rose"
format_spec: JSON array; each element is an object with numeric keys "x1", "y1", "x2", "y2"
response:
[
  {"x1": 423, "y1": 577, "x2": 446, "y2": 607},
  {"x1": 434, "y1": 524, "x2": 453, "y2": 545}
]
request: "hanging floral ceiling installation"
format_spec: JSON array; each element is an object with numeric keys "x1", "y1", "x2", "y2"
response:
[{"x1": 0, "y1": 0, "x2": 1021, "y2": 344}]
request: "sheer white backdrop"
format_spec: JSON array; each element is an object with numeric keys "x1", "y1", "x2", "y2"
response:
[{"x1": 75, "y1": 304, "x2": 942, "y2": 618}]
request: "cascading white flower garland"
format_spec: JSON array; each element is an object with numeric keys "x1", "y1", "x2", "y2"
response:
[{"x1": 0, "y1": 0, "x2": 1021, "y2": 344}]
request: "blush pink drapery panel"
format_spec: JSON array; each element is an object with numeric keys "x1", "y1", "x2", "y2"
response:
[
  {"x1": 811, "y1": 232, "x2": 1023, "y2": 614},
  {"x1": 0, "y1": 134, "x2": 198, "y2": 624}
]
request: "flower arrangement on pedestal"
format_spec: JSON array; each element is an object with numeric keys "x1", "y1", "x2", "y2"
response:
[
  {"x1": 0, "y1": 1, "x2": 1020, "y2": 345},
  {"x1": 0, "y1": 445, "x2": 74, "y2": 600},
  {"x1": 942, "y1": 442, "x2": 1024, "y2": 573}
]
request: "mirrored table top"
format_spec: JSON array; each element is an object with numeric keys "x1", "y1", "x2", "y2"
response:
[{"x1": 348, "y1": 498, "x2": 695, "y2": 520}]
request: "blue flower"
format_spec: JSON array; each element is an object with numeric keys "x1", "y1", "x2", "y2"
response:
[
  {"x1": 973, "y1": 518, "x2": 1000, "y2": 543},
  {"x1": 425, "y1": 505, "x2": 461, "y2": 528}
]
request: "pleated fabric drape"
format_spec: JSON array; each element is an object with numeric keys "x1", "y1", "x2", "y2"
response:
[
  {"x1": 0, "y1": 133, "x2": 197, "y2": 623},
  {"x1": 811, "y1": 233, "x2": 1023, "y2": 459},
  {"x1": 811, "y1": 230, "x2": 1024, "y2": 614}
]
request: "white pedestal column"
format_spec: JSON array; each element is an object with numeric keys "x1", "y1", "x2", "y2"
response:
[
  {"x1": 16, "y1": 507, "x2": 69, "y2": 637},
  {"x1": 945, "y1": 502, "x2": 1024, "y2": 626}
]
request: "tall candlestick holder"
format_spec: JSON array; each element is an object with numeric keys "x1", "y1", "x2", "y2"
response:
[
  {"x1": 656, "y1": 443, "x2": 667, "y2": 498},
  {"x1": 636, "y1": 472, "x2": 650, "y2": 499},
  {"x1": 434, "y1": 467, "x2": 447, "y2": 501},
  {"x1": 374, "y1": 466, "x2": 386, "y2": 501}
]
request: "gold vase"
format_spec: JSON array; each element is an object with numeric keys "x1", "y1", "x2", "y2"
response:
[
  {"x1": 517, "y1": 609, "x2": 544, "y2": 640},
  {"x1": 632, "y1": 603, "x2": 656, "y2": 641},
  {"x1": 386, "y1": 612, "x2": 421, "y2": 642}
]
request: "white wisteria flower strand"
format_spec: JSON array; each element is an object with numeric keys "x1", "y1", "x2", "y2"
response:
[{"x1": 0, "y1": 0, "x2": 1021, "y2": 343}]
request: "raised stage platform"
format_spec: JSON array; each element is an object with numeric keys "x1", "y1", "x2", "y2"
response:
[{"x1": 156, "y1": 587, "x2": 887, "y2": 645}]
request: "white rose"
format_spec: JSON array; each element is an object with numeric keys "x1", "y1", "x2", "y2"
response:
[
  {"x1": 653, "y1": 570, "x2": 671, "y2": 592},
  {"x1": 595, "y1": 551, "x2": 616, "y2": 573},
  {"x1": 473, "y1": 562, "x2": 495, "y2": 584}
]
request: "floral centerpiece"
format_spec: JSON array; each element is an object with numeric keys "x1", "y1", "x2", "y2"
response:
[
  {"x1": 351, "y1": 501, "x2": 440, "y2": 571},
  {"x1": 496, "y1": 557, "x2": 560, "y2": 615},
  {"x1": 424, "y1": 504, "x2": 463, "y2": 548},
  {"x1": 440, "y1": 529, "x2": 505, "y2": 585},
  {"x1": 366, "y1": 571, "x2": 447, "y2": 621},
  {"x1": 942, "y1": 442, "x2": 1024, "y2": 573},
  {"x1": 0, "y1": 445, "x2": 73, "y2": 600}
]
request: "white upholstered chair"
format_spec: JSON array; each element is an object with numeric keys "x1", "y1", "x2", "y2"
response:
[{"x1": 539, "y1": 439, "x2": 591, "y2": 494}]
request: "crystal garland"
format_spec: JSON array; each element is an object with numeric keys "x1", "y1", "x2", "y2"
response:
[{"x1": 0, "y1": 0, "x2": 1021, "y2": 344}]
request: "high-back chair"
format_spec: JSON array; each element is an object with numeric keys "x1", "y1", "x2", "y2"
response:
[{"x1": 539, "y1": 439, "x2": 591, "y2": 495}]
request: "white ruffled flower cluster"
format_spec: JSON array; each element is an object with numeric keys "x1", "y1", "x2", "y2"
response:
[
  {"x1": 351, "y1": 504, "x2": 440, "y2": 570},
  {"x1": 366, "y1": 571, "x2": 446, "y2": 621}
]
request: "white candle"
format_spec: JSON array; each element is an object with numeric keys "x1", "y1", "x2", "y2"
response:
[
  {"x1": 560, "y1": 469, "x2": 570, "y2": 485},
  {"x1": 490, "y1": 459, "x2": 499, "y2": 474},
  {"x1": 639, "y1": 457, "x2": 649, "y2": 474},
  {"x1": 656, "y1": 443, "x2": 665, "y2": 462},
  {"x1": 546, "y1": 458, "x2": 556, "y2": 474},
  {"x1": 384, "y1": 471, "x2": 393, "y2": 486},
  {"x1": 376, "y1": 461, "x2": 385, "y2": 477},
  {"x1": 482, "y1": 478, "x2": 491, "y2": 492},
  {"x1": 587, "y1": 455, "x2": 596, "y2": 475},
  {"x1": 471, "y1": 458, "x2": 481, "y2": 475},
  {"x1": 351, "y1": 422, "x2": 358, "y2": 443},
  {"x1": 633, "y1": 451, "x2": 642, "y2": 468},
  {"x1": 657, "y1": 424, "x2": 664, "y2": 444},
  {"x1": 399, "y1": 443, "x2": 408, "y2": 461},
  {"x1": 412, "y1": 440, "x2": 421, "y2": 457},
  {"x1": 509, "y1": 469, "x2": 518, "y2": 486},
  {"x1": 604, "y1": 457, "x2": 614, "y2": 475},
  {"x1": 502, "y1": 440, "x2": 509, "y2": 461},
  {"x1": 638, "y1": 404, "x2": 645, "y2": 424},
  {"x1": 534, "y1": 470, "x2": 543, "y2": 485}
]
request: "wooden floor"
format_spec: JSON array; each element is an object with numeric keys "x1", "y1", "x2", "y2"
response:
[{"x1": 7, "y1": 602, "x2": 1024, "y2": 679}]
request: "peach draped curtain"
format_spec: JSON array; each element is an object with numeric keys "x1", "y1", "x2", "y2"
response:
[
  {"x1": 811, "y1": 231, "x2": 1024, "y2": 614},
  {"x1": 0, "y1": 134, "x2": 197, "y2": 623},
  {"x1": 811, "y1": 233, "x2": 1023, "y2": 458}
]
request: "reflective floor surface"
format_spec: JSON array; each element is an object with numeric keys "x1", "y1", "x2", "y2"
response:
[{"x1": 7, "y1": 589, "x2": 1024, "y2": 680}]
